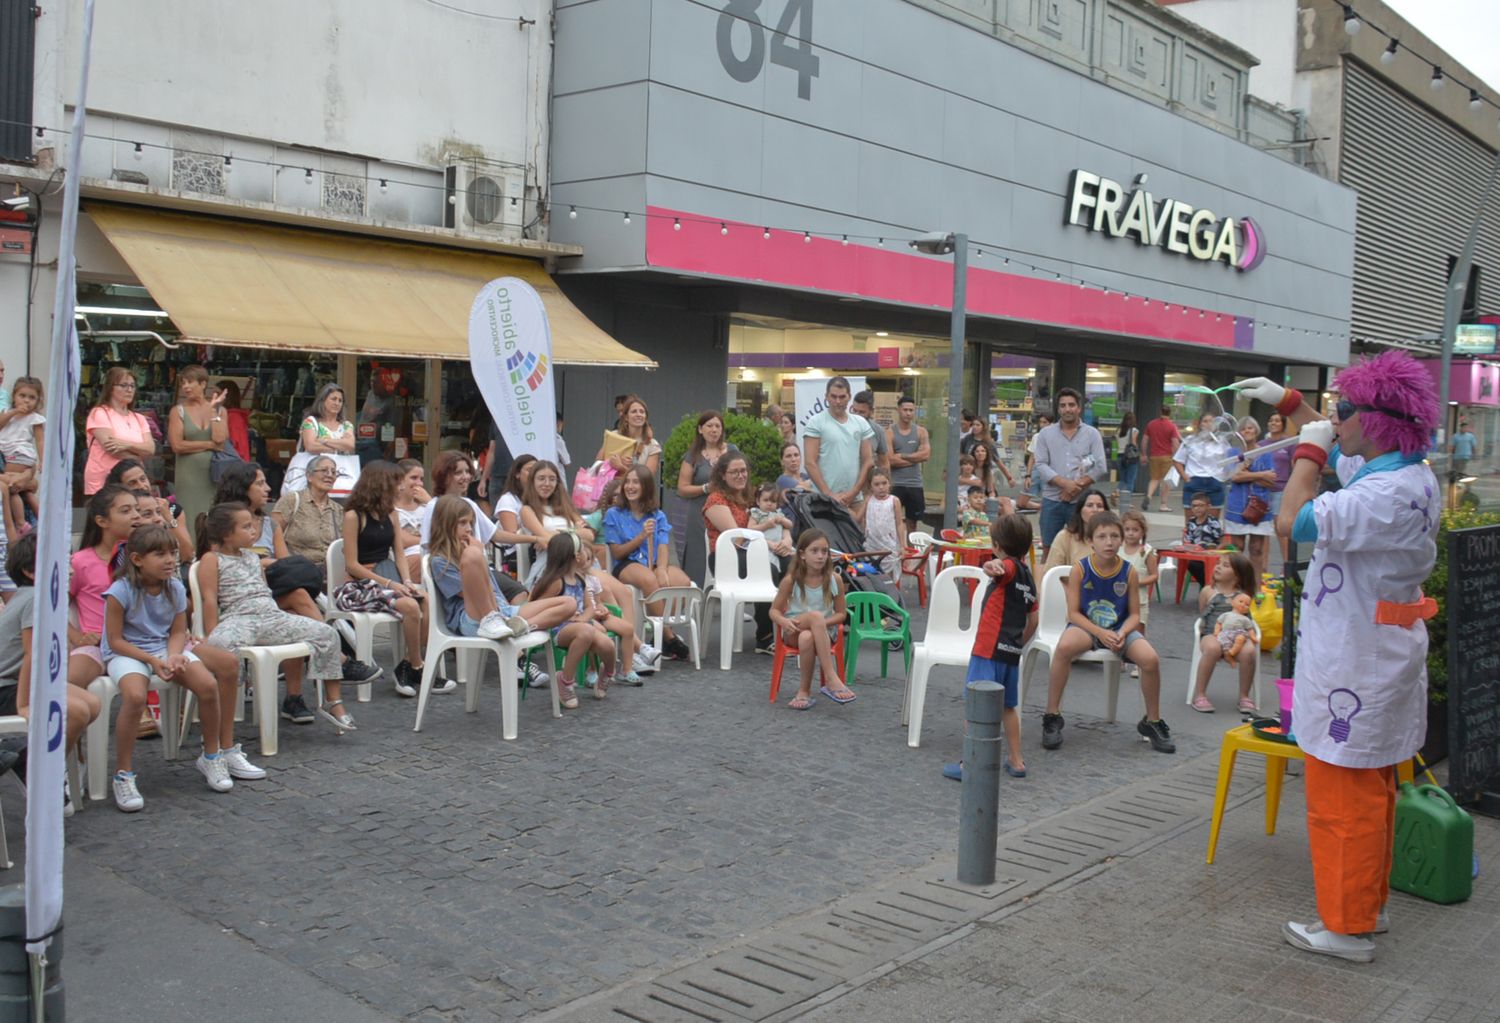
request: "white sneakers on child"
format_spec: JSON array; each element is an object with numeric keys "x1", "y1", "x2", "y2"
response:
[
  {"x1": 478, "y1": 610, "x2": 530, "y2": 640},
  {"x1": 112, "y1": 770, "x2": 144, "y2": 812},
  {"x1": 220, "y1": 743, "x2": 267, "y2": 780},
  {"x1": 196, "y1": 753, "x2": 233, "y2": 793}
]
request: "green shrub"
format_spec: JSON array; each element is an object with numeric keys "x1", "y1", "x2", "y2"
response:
[
  {"x1": 1426, "y1": 506, "x2": 1500, "y2": 703},
  {"x1": 661, "y1": 411, "x2": 785, "y2": 488}
]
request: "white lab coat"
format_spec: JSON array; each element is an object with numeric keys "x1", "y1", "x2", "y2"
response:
[{"x1": 1293, "y1": 454, "x2": 1438, "y2": 768}]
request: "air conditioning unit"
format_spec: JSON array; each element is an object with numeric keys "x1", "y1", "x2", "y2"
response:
[{"x1": 443, "y1": 158, "x2": 526, "y2": 237}]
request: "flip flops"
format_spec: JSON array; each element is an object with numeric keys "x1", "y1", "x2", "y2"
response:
[
  {"x1": 819, "y1": 685, "x2": 857, "y2": 704},
  {"x1": 788, "y1": 695, "x2": 816, "y2": 711}
]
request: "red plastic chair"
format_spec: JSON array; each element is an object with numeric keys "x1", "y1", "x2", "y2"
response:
[
  {"x1": 769, "y1": 627, "x2": 847, "y2": 703},
  {"x1": 900, "y1": 547, "x2": 928, "y2": 607}
]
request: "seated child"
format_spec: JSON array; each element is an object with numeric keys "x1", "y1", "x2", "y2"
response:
[
  {"x1": 942, "y1": 514, "x2": 1037, "y2": 782},
  {"x1": 1189, "y1": 553, "x2": 1260, "y2": 714},
  {"x1": 1214, "y1": 591, "x2": 1257, "y2": 666},
  {"x1": 959, "y1": 486, "x2": 990, "y2": 540},
  {"x1": 747, "y1": 482, "x2": 795, "y2": 560},
  {"x1": 1041, "y1": 510, "x2": 1175, "y2": 754},
  {"x1": 1181, "y1": 492, "x2": 1225, "y2": 587}
]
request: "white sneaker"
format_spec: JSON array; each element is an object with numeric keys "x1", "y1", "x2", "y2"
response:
[
  {"x1": 220, "y1": 743, "x2": 267, "y2": 781},
  {"x1": 477, "y1": 610, "x2": 511, "y2": 640},
  {"x1": 1374, "y1": 907, "x2": 1389, "y2": 934},
  {"x1": 63, "y1": 780, "x2": 75, "y2": 819},
  {"x1": 196, "y1": 753, "x2": 234, "y2": 793},
  {"x1": 112, "y1": 770, "x2": 144, "y2": 813},
  {"x1": 1283, "y1": 920, "x2": 1375, "y2": 962},
  {"x1": 633, "y1": 645, "x2": 662, "y2": 675}
]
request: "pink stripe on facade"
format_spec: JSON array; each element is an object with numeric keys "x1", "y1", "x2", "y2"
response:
[{"x1": 645, "y1": 206, "x2": 1246, "y2": 350}]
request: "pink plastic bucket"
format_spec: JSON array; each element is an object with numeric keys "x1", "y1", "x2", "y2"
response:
[{"x1": 1276, "y1": 678, "x2": 1295, "y2": 733}]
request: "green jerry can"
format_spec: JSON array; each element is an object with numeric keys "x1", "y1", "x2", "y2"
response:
[{"x1": 1389, "y1": 782, "x2": 1474, "y2": 904}]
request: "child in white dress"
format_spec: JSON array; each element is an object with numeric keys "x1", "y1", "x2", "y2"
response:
[{"x1": 863, "y1": 470, "x2": 903, "y2": 581}]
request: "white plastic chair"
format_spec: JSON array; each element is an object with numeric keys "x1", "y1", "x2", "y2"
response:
[
  {"x1": 412, "y1": 557, "x2": 557, "y2": 740},
  {"x1": 325, "y1": 539, "x2": 403, "y2": 702},
  {"x1": 514, "y1": 538, "x2": 534, "y2": 587},
  {"x1": 83, "y1": 673, "x2": 185, "y2": 803},
  {"x1": 186, "y1": 560, "x2": 314, "y2": 758},
  {"x1": 703, "y1": 529, "x2": 779, "y2": 670},
  {"x1": 902, "y1": 565, "x2": 987, "y2": 748},
  {"x1": 2, "y1": 716, "x2": 84, "y2": 833},
  {"x1": 1184, "y1": 616, "x2": 1264, "y2": 709},
  {"x1": 641, "y1": 585, "x2": 704, "y2": 670},
  {"x1": 906, "y1": 531, "x2": 937, "y2": 594},
  {"x1": 1018, "y1": 565, "x2": 1123, "y2": 722},
  {"x1": 1156, "y1": 560, "x2": 1176, "y2": 602}
]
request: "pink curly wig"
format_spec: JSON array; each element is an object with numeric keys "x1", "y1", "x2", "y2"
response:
[{"x1": 1332, "y1": 350, "x2": 1439, "y2": 457}]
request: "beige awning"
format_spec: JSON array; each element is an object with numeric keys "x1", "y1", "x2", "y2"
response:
[{"x1": 86, "y1": 204, "x2": 654, "y2": 367}]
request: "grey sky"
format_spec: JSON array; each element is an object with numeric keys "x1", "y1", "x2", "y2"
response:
[{"x1": 1385, "y1": 1, "x2": 1500, "y2": 97}]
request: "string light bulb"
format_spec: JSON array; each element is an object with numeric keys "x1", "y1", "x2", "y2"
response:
[
  {"x1": 1471, "y1": 89, "x2": 1483, "y2": 110},
  {"x1": 305, "y1": 167, "x2": 314, "y2": 183},
  {"x1": 568, "y1": 205, "x2": 577, "y2": 219},
  {"x1": 222, "y1": 155, "x2": 232, "y2": 174},
  {"x1": 34, "y1": 126, "x2": 43, "y2": 138},
  {"x1": 132, "y1": 142, "x2": 143, "y2": 159},
  {"x1": 803, "y1": 231, "x2": 811, "y2": 243},
  {"x1": 841, "y1": 235, "x2": 848, "y2": 246},
  {"x1": 1432, "y1": 66, "x2": 1445, "y2": 90},
  {"x1": 720, "y1": 222, "x2": 728, "y2": 236},
  {"x1": 379, "y1": 179, "x2": 388, "y2": 194},
  {"x1": 622, "y1": 211, "x2": 631, "y2": 224},
  {"x1": 1341, "y1": 4, "x2": 1359, "y2": 35},
  {"x1": 1381, "y1": 38, "x2": 1398, "y2": 64},
  {"x1": 763, "y1": 227, "x2": 771, "y2": 239},
  {"x1": 673, "y1": 217, "x2": 681, "y2": 231}
]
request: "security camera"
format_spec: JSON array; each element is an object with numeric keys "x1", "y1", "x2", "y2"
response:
[{"x1": 909, "y1": 231, "x2": 956, "y2": 255}]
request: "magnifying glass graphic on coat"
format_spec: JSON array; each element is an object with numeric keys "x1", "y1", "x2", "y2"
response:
[{"x1": 1312, "y1": 563, "x2": 1344, "y2": 606}]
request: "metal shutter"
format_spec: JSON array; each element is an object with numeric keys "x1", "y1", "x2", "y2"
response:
[
  {"x1": 1342, "y1": 61, "x2": 1500, "y2": 343},
  {"x1": 0, "y1": 0, "x2": 35, "y2": 163}
]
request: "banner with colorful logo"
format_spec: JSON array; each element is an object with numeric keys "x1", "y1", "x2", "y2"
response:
[
  {"x1": 27, "y1": 0, "x2": 96, "y2": 959},
  {"x1": 469, "y1": 278, "x2": 558, "y2": 466}
]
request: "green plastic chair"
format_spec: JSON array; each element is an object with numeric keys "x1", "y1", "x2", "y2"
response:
[
  {"x1": 844, "y1": 592, "x2": 912, "y2": 683},
  {"x1": 526, "y1": 603, "x2": 625, "y2": 687}
]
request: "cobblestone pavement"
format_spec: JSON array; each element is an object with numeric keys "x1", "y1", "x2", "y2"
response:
[
  {"x1": 805, "y1": 765, "x2": 1500, "y2": 1023},
  {"x1": 51, "y1": 547, "x2": 1266, "y2": 1022}
]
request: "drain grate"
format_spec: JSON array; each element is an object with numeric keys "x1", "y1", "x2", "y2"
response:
[{"x1": 547, "y1": 751, "x2": 1255, "y2": 1022}]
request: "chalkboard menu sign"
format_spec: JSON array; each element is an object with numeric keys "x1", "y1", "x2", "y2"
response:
[{"x1": 1447, "y1": 524, "x2": 1500, "y2": 814}]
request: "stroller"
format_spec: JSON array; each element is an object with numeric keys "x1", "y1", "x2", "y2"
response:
[{"x1": 784, "y1": 491, "x2": 905, "y2": 608}]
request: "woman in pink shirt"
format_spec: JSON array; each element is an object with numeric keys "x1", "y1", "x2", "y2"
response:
[{"x1": 84, "y1": 368, "x2": 157, "y2": 495}]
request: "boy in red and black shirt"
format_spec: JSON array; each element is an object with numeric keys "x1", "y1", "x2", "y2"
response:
[{"x1": 943, "y1": 514, "x2": 1037, "y2": 781}]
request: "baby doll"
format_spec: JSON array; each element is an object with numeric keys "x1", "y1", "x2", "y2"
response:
[{"x1": 1213, "y1": 591, "x2": 1257, "y2": 665}]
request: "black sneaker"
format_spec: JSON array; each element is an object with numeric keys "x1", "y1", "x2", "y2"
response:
[
  {"x1": 393, "y1": 660, "x2": 419, "y2": 698},
  {"x1": 280, "y1": 694, "x2": 315, "y2": 724},
  {"x1": 664, "y1": 635, "x2": 692, "y2": 661},
  {"x1": 1041, "y1": 712, "x2": 1065, "y2": 750},
  {"x1": 755, "y1": 636, "x2": 777, "y2": 656},
  {"x1": 1137, "y1": 717, "x2": 1177, "y2": 754},
  {"x1": 341, "y1": 659, "x2": 382, "y2": 684}
]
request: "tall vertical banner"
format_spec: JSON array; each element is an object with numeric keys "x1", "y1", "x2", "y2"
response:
[
  {"x1": 469, "y1": 278, "x2": 558, "y2": 465},
  {"x1": 28, "y1": 0, "x2": 95, "y2": 960}
]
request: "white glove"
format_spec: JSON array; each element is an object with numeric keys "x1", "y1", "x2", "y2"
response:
[
  {"x1": 1297, "y1": 420, "x2": 1336, "y2": 454},
  {"x1": 1231, "y1": 376, "x2": 1287, "y2": 406}
]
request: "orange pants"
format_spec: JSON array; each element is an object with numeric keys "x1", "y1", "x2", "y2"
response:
[{"x1": 1304, "y1": 755, "x2": 1397, "y2": 935}]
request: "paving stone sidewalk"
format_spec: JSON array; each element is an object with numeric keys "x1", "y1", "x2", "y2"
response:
[
  {"x1": 804, "y1": 767, "x2": 1500, "y2": 1023},
  {"x1": 44, "y1": 538, "x2": 1275, "y2": 1022}
]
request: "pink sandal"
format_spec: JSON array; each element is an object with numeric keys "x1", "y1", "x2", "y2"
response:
[{"x1": 1191, "y1": 696, "x2": 1214, "y2": 713}]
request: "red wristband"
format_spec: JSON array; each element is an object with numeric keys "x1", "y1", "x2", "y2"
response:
[
  {"x1": 1275, "y1": 389, "x2": 1304, "y2": 417},
  {"x1": 1293, "y1": 443, "x2": 1328, "y2": 471}
]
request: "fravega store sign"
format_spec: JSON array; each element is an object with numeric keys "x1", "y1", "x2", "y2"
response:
[{"x1": 1065, "y1": 170, "x2": 1266, "y2": 272}]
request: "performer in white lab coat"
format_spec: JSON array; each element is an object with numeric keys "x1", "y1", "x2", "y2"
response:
[{"x1": 1235, "y1": 352, "x2": 1439, "y2": 963}]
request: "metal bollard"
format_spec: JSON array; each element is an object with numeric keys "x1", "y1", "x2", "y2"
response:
[
  {"x1": 958, "y1": 681, "x2": 1003, "y2": 886},
  {"x1": 0, "y1": 886, "x2": 63, "y2": 1022}
]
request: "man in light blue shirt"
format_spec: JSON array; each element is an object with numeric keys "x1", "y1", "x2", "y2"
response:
[
  {"x1": 1032, "y1": 388, "x2": 1107, "y2": 547},
  {"x1": 803, "y1": 376, "x2": 873, "y2": 509}
]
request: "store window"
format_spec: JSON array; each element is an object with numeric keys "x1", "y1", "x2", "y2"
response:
[
  {"x1": 352, "y1": 359, "x2": 429, "y2": 465},
  {"x1": 987, "y1": 353, "x2": 1053, "y2": 478},
  {"x1": 1085, "y1": 362, "x2": 1137, "y2": 460}
]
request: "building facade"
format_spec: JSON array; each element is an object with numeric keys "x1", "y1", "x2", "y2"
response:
[
  {"x1": 548, "y1": 0, "x2": 1357, "y2": 506},
  {"x1": 0, "y1": 0, "x2": 647, "y2": 489}
]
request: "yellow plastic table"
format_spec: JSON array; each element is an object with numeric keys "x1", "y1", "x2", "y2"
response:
[{"x1": 1205, "y1": 723, "x2": 1414, "y2": 864}]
